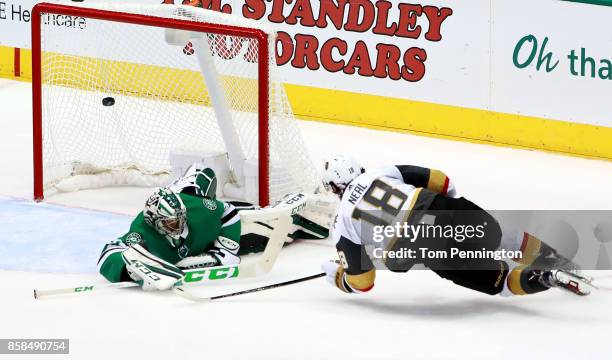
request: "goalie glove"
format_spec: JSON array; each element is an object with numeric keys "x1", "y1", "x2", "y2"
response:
[
  {"x1": 122, "y1": 244, "x2": 184, "y2": 291},
  {"x1": 175, "y1": 237, "x2": 240, "y2": 269}
]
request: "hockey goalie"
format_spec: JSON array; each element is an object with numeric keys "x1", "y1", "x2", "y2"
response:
[
  {"x1": 321, "y1": 155, "x2": 594, "y2": 297},
  {"x1": 97, "y1": 164, "x2": 333, "y2": 291}
]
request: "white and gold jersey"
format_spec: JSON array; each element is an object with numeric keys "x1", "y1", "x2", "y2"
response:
[
  {"x1": 333, "y1": 165, "x2": 454, "y2": 245},
  {"x1": 330, "y1": 164, "x2": 454, "y2": 291}
]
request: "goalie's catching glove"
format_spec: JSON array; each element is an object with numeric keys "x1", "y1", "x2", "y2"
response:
[
  {"x1": 122, "y1": 244, "x2": 184, "y2": 291},
  {"x1": 175, "y1": 237, "x2": 240, "y2": 269}
]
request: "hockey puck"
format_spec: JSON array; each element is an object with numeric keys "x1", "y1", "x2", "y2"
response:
[
  {"x1": 102, "y1": 97, "x2": 115, "y2": 106},
  {"x1": 183, "y1": 42, "x2": 195, "y2": 55}
]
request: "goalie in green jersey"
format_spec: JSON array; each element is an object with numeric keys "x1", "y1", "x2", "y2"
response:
[
  {"x1": 97, "y1": 166, "x2": 241, "y2": 291},
  {"x1": 97, "y1": 164, "x2": 335, "y2": 291}
]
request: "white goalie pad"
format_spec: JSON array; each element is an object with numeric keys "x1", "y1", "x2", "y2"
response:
[{"x1": 241, "y1": 192, "x2": 338, "y2": 244}]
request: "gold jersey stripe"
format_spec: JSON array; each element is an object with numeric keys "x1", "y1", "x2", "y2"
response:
[
  {"x1": 515, "y1": 233, "x2": 542, "y2": 266},
  {"x1": 427, "y1": 170, "x2": 449, "y2": 194}
]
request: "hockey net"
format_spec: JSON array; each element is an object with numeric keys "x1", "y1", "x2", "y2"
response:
[{"x1": 32, "y1": 2, "x2": 319, "y2": 206}]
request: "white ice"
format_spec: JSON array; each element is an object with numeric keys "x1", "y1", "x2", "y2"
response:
[{"x1": 1, "y1": 78, "x2": 611, "y2": 359}]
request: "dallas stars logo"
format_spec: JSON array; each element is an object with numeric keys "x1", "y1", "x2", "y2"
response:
[
  {"x1": 125, "y1": 232, "x2": 143, "y2": 245},
  {"x1": 203, "y1": 198, "x2": 217, "y2": 211}
]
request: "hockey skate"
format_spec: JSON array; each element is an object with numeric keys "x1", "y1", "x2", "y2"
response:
[{"x1": 538, "y1": 269, "x2": 595, "y2": 296}]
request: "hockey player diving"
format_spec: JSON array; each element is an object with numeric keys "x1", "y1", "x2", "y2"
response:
[
  {"x1": 321, "y1": 155, "x2": 594, "y2": 297},
  {"x1": 97, "y1": 166, "x2": 241, "y2": 291}
]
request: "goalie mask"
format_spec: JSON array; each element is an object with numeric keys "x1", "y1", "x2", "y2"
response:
[
  {"x1": 143, "y1": 188, "x2": 187, "y2": 247},
  {"x1": 322, "y1": 155, "x2": 364, "y2": 198}
]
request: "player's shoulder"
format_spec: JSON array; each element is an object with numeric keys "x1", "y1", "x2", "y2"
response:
[
  {"x1": 369, "y1": 165, "x2": 403, "y2": 179},
  {"x1": 337, "y1": 164, "x2": 403, "y2": 215},
  {"x1": 339, "y1": 167, "x2": 388, "y2": 206},
  {"x1": 179, "y1": 192, "x2": 223, "y2": 212},
  {"x1": 123, "y1": 214, "x2": 157, "y2": 245},
  {"x1": 178, "y1": 192, "x2": 200, "y2": 205},
  {"x1": 129, "y1": 212, "x2": 147, "y2": 231}
]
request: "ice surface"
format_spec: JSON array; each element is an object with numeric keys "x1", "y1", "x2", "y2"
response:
[
  {"x1": 1, "y1": 79, "x2": 611, "y2": 359},
  {"x1": 0, "y1": 197, "x2": 131, "y2": 273}
]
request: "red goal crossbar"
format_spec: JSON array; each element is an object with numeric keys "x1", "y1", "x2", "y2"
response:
[{"x1": 31, "y1": 2, "x2": 270, "y2": 206}]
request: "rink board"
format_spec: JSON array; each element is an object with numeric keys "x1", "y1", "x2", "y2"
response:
[
  {"x1": 1, "y1": 0, "x2": 611, "y2": 159},
  {"x1": 4, "y1": 44, "x2": 611, "y2": 161}
]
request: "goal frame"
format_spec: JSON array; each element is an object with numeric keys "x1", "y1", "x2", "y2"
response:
[{"x1": 31, "y1": 2, "x2": 271, "y2": 206}]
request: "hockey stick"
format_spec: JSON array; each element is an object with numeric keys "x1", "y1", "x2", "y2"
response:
[
  {"x1": 173, "y1": 272, "x2": 325, "y2": 302},
  {"x1": 32, "y1": 262, "x2": 246, "y2": 299},
  {"x1": 33, "y1": 281, "x2": 142, "y2": 299},
  {"x1": 33, "y1": 262, "x2": 247, "y2": 299},
  {"x1": 34, "y1": 199, "x2": 297, "y2": 299}
]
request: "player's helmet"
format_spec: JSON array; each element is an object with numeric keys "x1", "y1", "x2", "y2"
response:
[
  {"x1": 143, "y1": 188, "x2": 187, "y2": 247},
  {"x1": 322, "y1": 155, "x2": 364, "y2": 197},
  {"x1": 168, "y1": 164, "x2": 217, "y2": 199}
]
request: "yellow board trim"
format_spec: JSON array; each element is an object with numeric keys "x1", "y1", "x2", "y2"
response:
[
  {"x1": 0, "y1": 46, "x2": 31, "y2": 82},
  {"x1": 20, "y1": 48, "x2": 32, "y2": 79},
  {"x1": 286, "y1": 84, "x2": 612, "y2": 160},
  {"x1": 0, "y1": 46, "x2": 15, "y2": 79},
  {"x1": 2, "y1": 45, "x2": 611, "y2": 160},
  {"x1": 39, "y1": 52, "x2": 259, "y2": 111}
]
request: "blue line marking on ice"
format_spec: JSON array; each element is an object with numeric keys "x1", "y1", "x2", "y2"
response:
[{"x1": 0, "y1": 197, "x2": 132, "y2": 273}]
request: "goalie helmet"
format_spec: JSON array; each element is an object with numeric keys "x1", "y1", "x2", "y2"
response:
[
  {"x1": 322, "y1": 155, "x2": 364, "y2": 197},
  {"x1": 143, "y1": 188, "x2": 187, "y2": 247}
]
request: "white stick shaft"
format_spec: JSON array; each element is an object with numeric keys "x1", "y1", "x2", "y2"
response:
[{"x1": 34, "y1": 281, "x2": 140, "y2": 299}]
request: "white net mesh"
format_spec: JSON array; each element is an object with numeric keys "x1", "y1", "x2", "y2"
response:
[{"x1": 37, "y1": 2, "x2": 319, "y2": 204}]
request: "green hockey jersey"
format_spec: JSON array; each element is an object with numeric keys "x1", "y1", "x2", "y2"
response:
[{"x1": 98, "y1": 193, "x2": 240, "y2": 282}]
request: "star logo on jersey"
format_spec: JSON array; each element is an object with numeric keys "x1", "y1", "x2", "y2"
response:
[
  {"x1": 203, "y1": 198, "x2": 217, "y2": 211},
  {"x1": 178, "y1": 244, "x2": 190, "y2": 258},
  {"x1": 125, "y1": 232, "x2": 143, "y2": 245}
]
